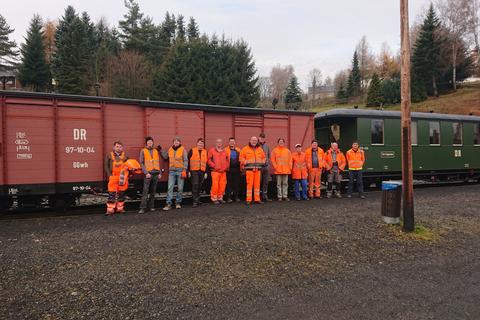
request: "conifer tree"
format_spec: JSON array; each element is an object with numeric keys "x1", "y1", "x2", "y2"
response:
[
  {"x1": 0, "y1": 13, "x2": 17, "y2": 89},
  {"x1": 366, "y1": 73, "x2": 382, "y2": 107},
  {"x1": 187, "y1": 17, "x2": 199, "y2": 41},
  {"x1": 346, "y1": 51, "x2": 361, "y2": 97},
  {"x1": 412, "y1": 4, "x2": 443, "y2": 98},
  {"x1": 18, "y1": 15, "x2": 51, "y2": 91},
  {"x1": 336, "y1": 82, "x2": 347, "y2": 101},
  {"x1": 284, "y1": 75, "x2": 302, "y2": 110}
]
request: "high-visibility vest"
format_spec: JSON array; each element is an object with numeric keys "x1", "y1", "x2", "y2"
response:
[
  {"x1": 142, "y1": 148, "x2": 160, "y2": 172},
  {"x1": 168, "y1": 146, "x2": 185, "y2": 169},
  {"x1": 271, "y1": 146, "x2": 292, "y2": 174},
  {"x1": 292, "y1": 152, "x2": 308, "y2": 180},
  {"x1": 305, "y1": 147, "x2": 325, "y2": 171},
  {"x1": 239, "y1": 145, "x2": 266, "y2": 170},
  {"x1": 190, "y1": 147, "x2": 207, "y2": 171},
  {"x1": 324, "y1": 148, "x2": 346, "y2": 171},
  {"x1": 110, "y1": 152, "x2": 126, "y2": 176},
  {"x1": 346, "y1": 149, "x2": 365, "y2": 170}
]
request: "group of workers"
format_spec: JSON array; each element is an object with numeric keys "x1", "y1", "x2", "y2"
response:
[{"x1": 104, "y1": 133, "x2": 366, "y2": 215}]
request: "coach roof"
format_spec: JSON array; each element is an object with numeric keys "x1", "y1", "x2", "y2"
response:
[{"x1": 315, "y1": 108, "x2": 480, "y2": 122}]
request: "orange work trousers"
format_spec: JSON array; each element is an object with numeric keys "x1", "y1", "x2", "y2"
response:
[
  {"x1": 246, "y1": 169, "x2": 261, "y2": 202},
  {"x1": 107, "y1": 175, "x2": 128, "y2": 214},
  {"x1": 308, "y1": 168, "x2": 322, "y2": 198},
  {"x1": 211, "y1": 171, "x2": 227, "y2": 201}
]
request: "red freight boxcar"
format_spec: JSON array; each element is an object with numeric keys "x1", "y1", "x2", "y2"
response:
[{"x1": 0, "y1": 91, "x2": 314, "y2": 210}]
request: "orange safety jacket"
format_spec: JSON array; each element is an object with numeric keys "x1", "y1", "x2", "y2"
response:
[
  {"x1": 292, "y1": 152, "x2": 308, "y2": 180},
  {"x1": 142, "y1": 148, "x2": 160, "y2": 172},
  {"x1": 168, "y1": 146, "x2": 186, "y2": 169},
  {"x1": 305, "y1": 147, "x2": 325, "y2": 171},
  {"x1": 189, "y1": 147, "x2": 207, "y2": 171},
  {"x1": 346, "y1": 148, "x2": 365, "y2": 170},
  {"x1": 110, "y1": 152, "x2": 126, "y2": 176},
  {"x1": 324, "y1": 148, "x2": 346, "y2": 171},
  {"x1": 271, "y1": 146, "x2": 293, "y2": 175},
  {"x1": 239, "y1": 145, "x2": 266, "y2": 170}
]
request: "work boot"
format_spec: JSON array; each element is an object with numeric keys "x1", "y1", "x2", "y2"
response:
[
  {"x1": 335, "y1": 192, "x2": 342, "y2": 198},
  {"x1": 163, "y1": 204, "x2": 172, "y2": 211},
  {"x1": 149, "y1": 208, "x2": 156, "y2": 212},
  {"x1": 326, "y1": 192, "x2": 332, "y2": 199},
  {"x1": 138, "y1": 209, "x2": 145, "y2": 214},
  {"x1": 360, "y1": 194, "x2": 366, "y2": 199},
  {"x1": 213, "y1": 200, "x2": 220, "y2": 205},
  {"x1": 235, "y1": 198, "x2": 242, "y2": 203},
  {"x1": 219, "y1": 199, "x2": 226, "y2": 204},
  {"x1": 227, "y1": 198, "x2": 233, "y2": 203},
  {"x1": 175, "y1": 204, "x2": 182, "y2": 209}
]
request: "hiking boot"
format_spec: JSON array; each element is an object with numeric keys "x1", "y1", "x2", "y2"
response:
[
  {"x1": 175, "y1": 204, "x2": 182, "y2": 209},
  {"x1": 335, "y1": 192, "x2": 342, "y2": 198},
  {"x1": 163, "y1": 204, "x2": 172, "y2": 211}
]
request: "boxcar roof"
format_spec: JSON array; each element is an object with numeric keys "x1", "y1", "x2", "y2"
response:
[
  {"x1": 1, "y1": 90, "x2": 315, "y2": 116},
  {"x1": 315, "y1": 108, "x2": 480, "y2": 122}
]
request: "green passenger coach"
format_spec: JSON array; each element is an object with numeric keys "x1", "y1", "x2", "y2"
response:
[{"x1": 315, "y1": 109, "x2": 480, "y2": 184}]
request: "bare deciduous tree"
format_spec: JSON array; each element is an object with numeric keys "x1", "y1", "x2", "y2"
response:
[
  {"x1": 105, "y1": 50, "x2": 153, "y2": 99},
  {"x1": 355, "y1": 35, "x2": 376, "y2": 89},
  {"x1": 43, "y1": 19, "x2": 56, "y2": 64},
  {"x1": 377, "y1": 43, "x2": 401, "y2": 79},
  {"x1": 269, "y1": 64, "x2": 294, "y2": 107}
]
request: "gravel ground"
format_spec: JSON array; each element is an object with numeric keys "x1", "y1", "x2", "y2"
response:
[{"x1": 1, "y1": 185, "x2": 479, "y2": 320}]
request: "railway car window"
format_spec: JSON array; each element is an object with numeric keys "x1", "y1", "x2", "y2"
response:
[
  {"x1": 371, "y1": 119, "x2": 384, "y2": 145},
  {"x1": 411, "y1": 121, "x2": 418, "y2": 145},
  {"x1": 429, "y1": 121, "x2": 440, "y2": 145},
  {"x1": 474, "y1": 123, "x2": 480, "y2": 145},
  {"x1": 452, "y1": 122, "x2": 462, "y2": 145}
]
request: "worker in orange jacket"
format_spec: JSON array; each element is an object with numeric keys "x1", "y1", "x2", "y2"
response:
[
  {"x1": 346, "y1": 141, "x2": 366, "y2": 199},
  {"x1": 271, "y1": 138, "x2": 292, "y2": 201},
  {"x1": 292, "y1": 144, "x2": 309, "y2": 201},
  {"x1": 160, "y1": 137, "x2": 188, "y2": 210},
  {"x1": 239, "y1": 136, "x2": 266, "y2": 205},
  {"x1": 208, "y1": 138, "x2": 230, "y2": 204},
  {"x1": 138, "y1": 136, "x2": 162, "y2": 214},
  {"x1": 324, "y1": 142, "x2": 346, "y2": 198},
  {"x1": 104, "y1": 141, "x2": 142, "y2": 215},
  {"x1": 305, "y1": 139, "x2": 325, "y2": 199}
]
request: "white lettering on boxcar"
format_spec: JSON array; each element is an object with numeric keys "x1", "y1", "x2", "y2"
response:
[
  {"x1": 73, "y1": 161, "x2": 89, "y2": 169},
  {"x1": 73, "y1": 129, "x2": 87, "y2": 141},
  {"x1": 15, "y1": 132, "x2": 33, "y2": 160}
]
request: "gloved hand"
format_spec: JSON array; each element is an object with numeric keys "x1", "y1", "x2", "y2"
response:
[{"x1": 181, "y1": 170, "x2": 187, "y2": 179}]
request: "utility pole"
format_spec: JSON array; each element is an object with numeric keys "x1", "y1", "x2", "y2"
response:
[{"x1": 400, "y1": 0, "x2": 415, "y2": 232}]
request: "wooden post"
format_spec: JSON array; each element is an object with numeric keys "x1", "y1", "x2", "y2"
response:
[{"x1": 400, "y1": 0, "x2": 415, "y2": 232}]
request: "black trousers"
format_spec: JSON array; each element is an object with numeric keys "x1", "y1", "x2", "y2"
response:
[
  {"x1": 191, "y1": 170, "x2": 205, "y2": 204},
  {"x1": 261, "y1": 166, "x2": 270, "y2": 200},
  {"x1": 348, "y1": 170, "x2": 364, "y2": 195},
  {"x1": 139, "y1": 173, "x2": 159, "y2": 209},
  {"x1": 226, "y1": 167, "x2": 241, "y2": 200}
]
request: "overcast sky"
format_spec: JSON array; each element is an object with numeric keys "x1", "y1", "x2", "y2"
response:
[{"x1": 3, "y1": 0, "x2": 432, "y2": 88}]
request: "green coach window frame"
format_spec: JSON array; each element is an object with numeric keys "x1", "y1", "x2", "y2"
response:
[
  {"x1": 411, "y1": 121, "x2": 418, "y2": 145},
  {"x1": 452, "y1": 122, "x2": 462, "y2": 145},
  {"x1": 371, "y1": 119, "x2": 384, "y2": 145},
  {"x1": 474, "y1": 123, "x2": 480, "y2": 145},
  {"x1": 429, "y1": 121, "x2": 441, "y2": 145}
]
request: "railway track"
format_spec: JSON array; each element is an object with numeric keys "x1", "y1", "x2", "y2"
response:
[{"x1": 1, "y1": 179, "x2": 477, "y2": 220}]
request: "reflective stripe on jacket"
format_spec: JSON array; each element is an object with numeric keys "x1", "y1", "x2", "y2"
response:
[
  {"x1": 346, "y1": 149, "x2": 365, "y2": 170},
  {"x1": 292, "y1": 152, "x2": 308, "y2": 180},
  {"x1": 324, "y1": 148, "x2": 346, "y2": 171},
  {"x1": 305, "y1": 147, "x2": 325, "y2": 171},
  {"x1": 239, "y1": 145, "x2": 266, "y2": 170},
  {"x1": 142, "y1": 148, "x2": 160, "y2": 172},
  {"x1": 190, "y1": 147, "x2": 207, "y2": 171},
  {"x1": 168, "y1": 146, "x2": 186, "y2": 169},
  {"x1": 271, "y1": 146, "x2": 293, "y2": 174}
]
